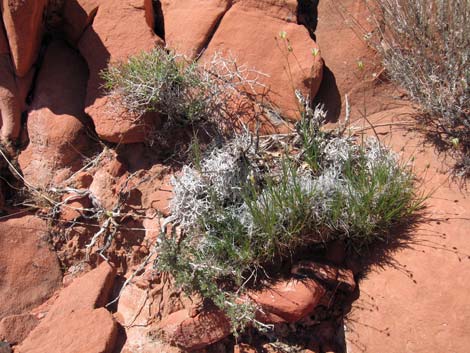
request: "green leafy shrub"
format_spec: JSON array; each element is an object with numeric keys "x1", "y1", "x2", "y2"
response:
[
  {"x1": 369, "y1": 0, "x2": 470, "y2": 176},
  {"x1": 155, "y1": 98, "x2": 424, "y2": 331}
]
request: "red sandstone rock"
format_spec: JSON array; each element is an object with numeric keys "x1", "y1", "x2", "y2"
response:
[
  {"x1": 85, "y1": 96, "x2": 160, "y2": 144},
  {"x1": 0, "y1": 21, "x2": 33, "y2": 142},
  {"x1": 17, "y1": 308, "x2": 117, "y2": 353},
  {"x1": 116, "y1": 283, "x2": 149, "y2": 327},
  {"x1": 248, "y1": 278, "x2": 325, "y2": 323},
  {"x1": 145, "y1": 187, "x2": 173, "y2": 217},
  {"x1": 0, "y1": 314, "x2": 38, "y2": 345},
  {"x1": 88, "y1": 152, "x2": 128, "y2": 210},
  {"x1": 62, "y1": 0, "x2": 99, "y2": 44},
  {"x1": 78, "y1": 0, "x2": 163, "y2": 144},
  {"x1": 144, "y1": 0, "x2": 156, "y2": 29},
  {"x1": 158, "y1": 309, "x2": 231, "y2": 350},
  {"x1": 60, "y1": 192, "x2": 92, "y2": 222},
  {"x1": 202, "y1": 1, "x2": 323, "y2": 122},
  {"x1": 17, "y1": 40, "x2": 92, "y2": 187},
  {"x1": 0, "y1": 55, "x2": 21, "y2": 142},
  {"x1": 161, "y1": 0, "x2": 231, "y2": 58},
  {"x1": 47, "y1": 262, "x2": 116, "y2": 319},
  {"x1": 74, "y1": 171, "x2": 94, "y2": 188},
  {"x1": 291, "y1": 261, "x2": 356, "y2": 293},
  {"x1": 0, "y1": 216, "x2": 62, "y2": 319},
  {"x1": 1, "y1": 0, "x2": 47, "y2": 77},
  {"x1": 17, "y1": 263, "x2": 117, "y2": 353}
]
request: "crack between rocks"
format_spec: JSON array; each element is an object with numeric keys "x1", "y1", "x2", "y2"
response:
[
  {"x1": 195, "y1": 0, "x2": 234, "y2": 61},
  {"x1": 152, "y1": 0, "x2": 165, "y2": 40},
  {"x1": 297, "y1": 0, "x2": 319, "y2": 40},
  {"x1": 75, "y1": 6, "x2": 100, "y2": 45}
]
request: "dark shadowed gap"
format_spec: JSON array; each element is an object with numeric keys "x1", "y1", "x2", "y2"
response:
[
  {"x1": 152, "y1": 0, "x2": 165, "y2": 40},
  {"x1": 297, "y1": 0, "x2": 320, "y2": 40}
]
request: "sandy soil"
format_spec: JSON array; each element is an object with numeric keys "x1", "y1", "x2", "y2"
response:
[{"x1": 345, "y1": 106, "x2": 470, "y2": 353}]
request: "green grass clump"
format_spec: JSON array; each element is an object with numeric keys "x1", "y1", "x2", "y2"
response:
[
  {"x1": 100, "y1": 49, "x2": 211, "y2": 123},
  {"x1": 155, "y1": 101, "x2": 424, "y2": 331}
]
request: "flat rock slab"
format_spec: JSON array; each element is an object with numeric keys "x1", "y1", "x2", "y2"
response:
[
  {"x1": 18, "y1": 262, "x2": 117, "y2": 353},
  {"x1": 0, "y1": 216, "x2": 62, "y2": 319},
  {"x1": 0, "y1": 314, "x2": 38, "y2": 345},
  {"x1": 17, "y1": 308, "x2": 117, "y2": 353}
]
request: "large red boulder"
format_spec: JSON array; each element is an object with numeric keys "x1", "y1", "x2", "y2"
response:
[
  {"x1": 77, "y1": 0, "x2": 163, "y2": 144},
  {"x1": 0, "y1": 216, "x2": 62, "y2": 319},
  {"x1": 157, "y1": 309, "x2": 231, "y2": 351},
  {"x1": 17, "y1": 40, "x2": 92, "y2": 188},
  {"x1": 1, "y1": 0, "x2": 47, "y2": 77},
  {"x1": 248, "y1": 278, "x2": 325, "y2": 323},
  {"x1": 160, "y1": 0, "x2": 232, "y2": 58},
  {"x1": 202, "y1": 0, "x2": 323, "y2": 122},
  {"x1": 17, "y1": 262, "x2": 117, "y2": 353}
]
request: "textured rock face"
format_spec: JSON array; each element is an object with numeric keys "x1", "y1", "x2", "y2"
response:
[
  {"x1": 1, "y1": 0, "x2": 47, "y2": 77},
  {"x1": 77, "y1": 0, "x2": 163, "y2": 144},
  {"x1": 18, "y1": 308, "x2": 117, "y2": 353},
  {"x1": 46, "y1": 262, "x2": 116, "y2": 319},
  {"x1": 202, "y1": 0, "x2": 323, "y2": 122},
  {"x1": 115, "y1": 282, "x2": 181, "y2": 353},
  {"x1": 0, "y1": 314, "x2": 39, "y2": 345},
  {"x1": 0, "y1": 55, "x2": 21, "y2": 142},
  {"x1": 85, "y1": 97, "x2": 160, "y2": 144},
  {"x1": 17, "y1": 40, "x2": 92, "y2": 188},
  {"x1": 0, "y1": 24, "x2": 19, "y2": 142},
  {"x1": 62, "y1": 0, "x2": 99, "y2": 44},
  {"x1": 248, "y1": 278, "x2": 325, "y2": 323},
  {"x1": 18, "y1": 263, "x2": 117, "y2": 353},
  {"x1": 160, "y1": 0, "x2": 232, "y2": 58},
  {"x1": 0, "y1": 216, "x2": 62, "y2": 319},
  {"x1": 158, "y1": 309, "x2": 232, "y2": 351}
]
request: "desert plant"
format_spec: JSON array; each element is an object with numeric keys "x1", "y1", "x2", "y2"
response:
[
  {"x1": 368, "y1": 0, "x2": 470, "y2": 176},
  {"x1": 100, "y1": 48, "x2": 268, "y2": 127},
  {"x1": 155, "y1": 98, "x2": 424, "y2": 331}
]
